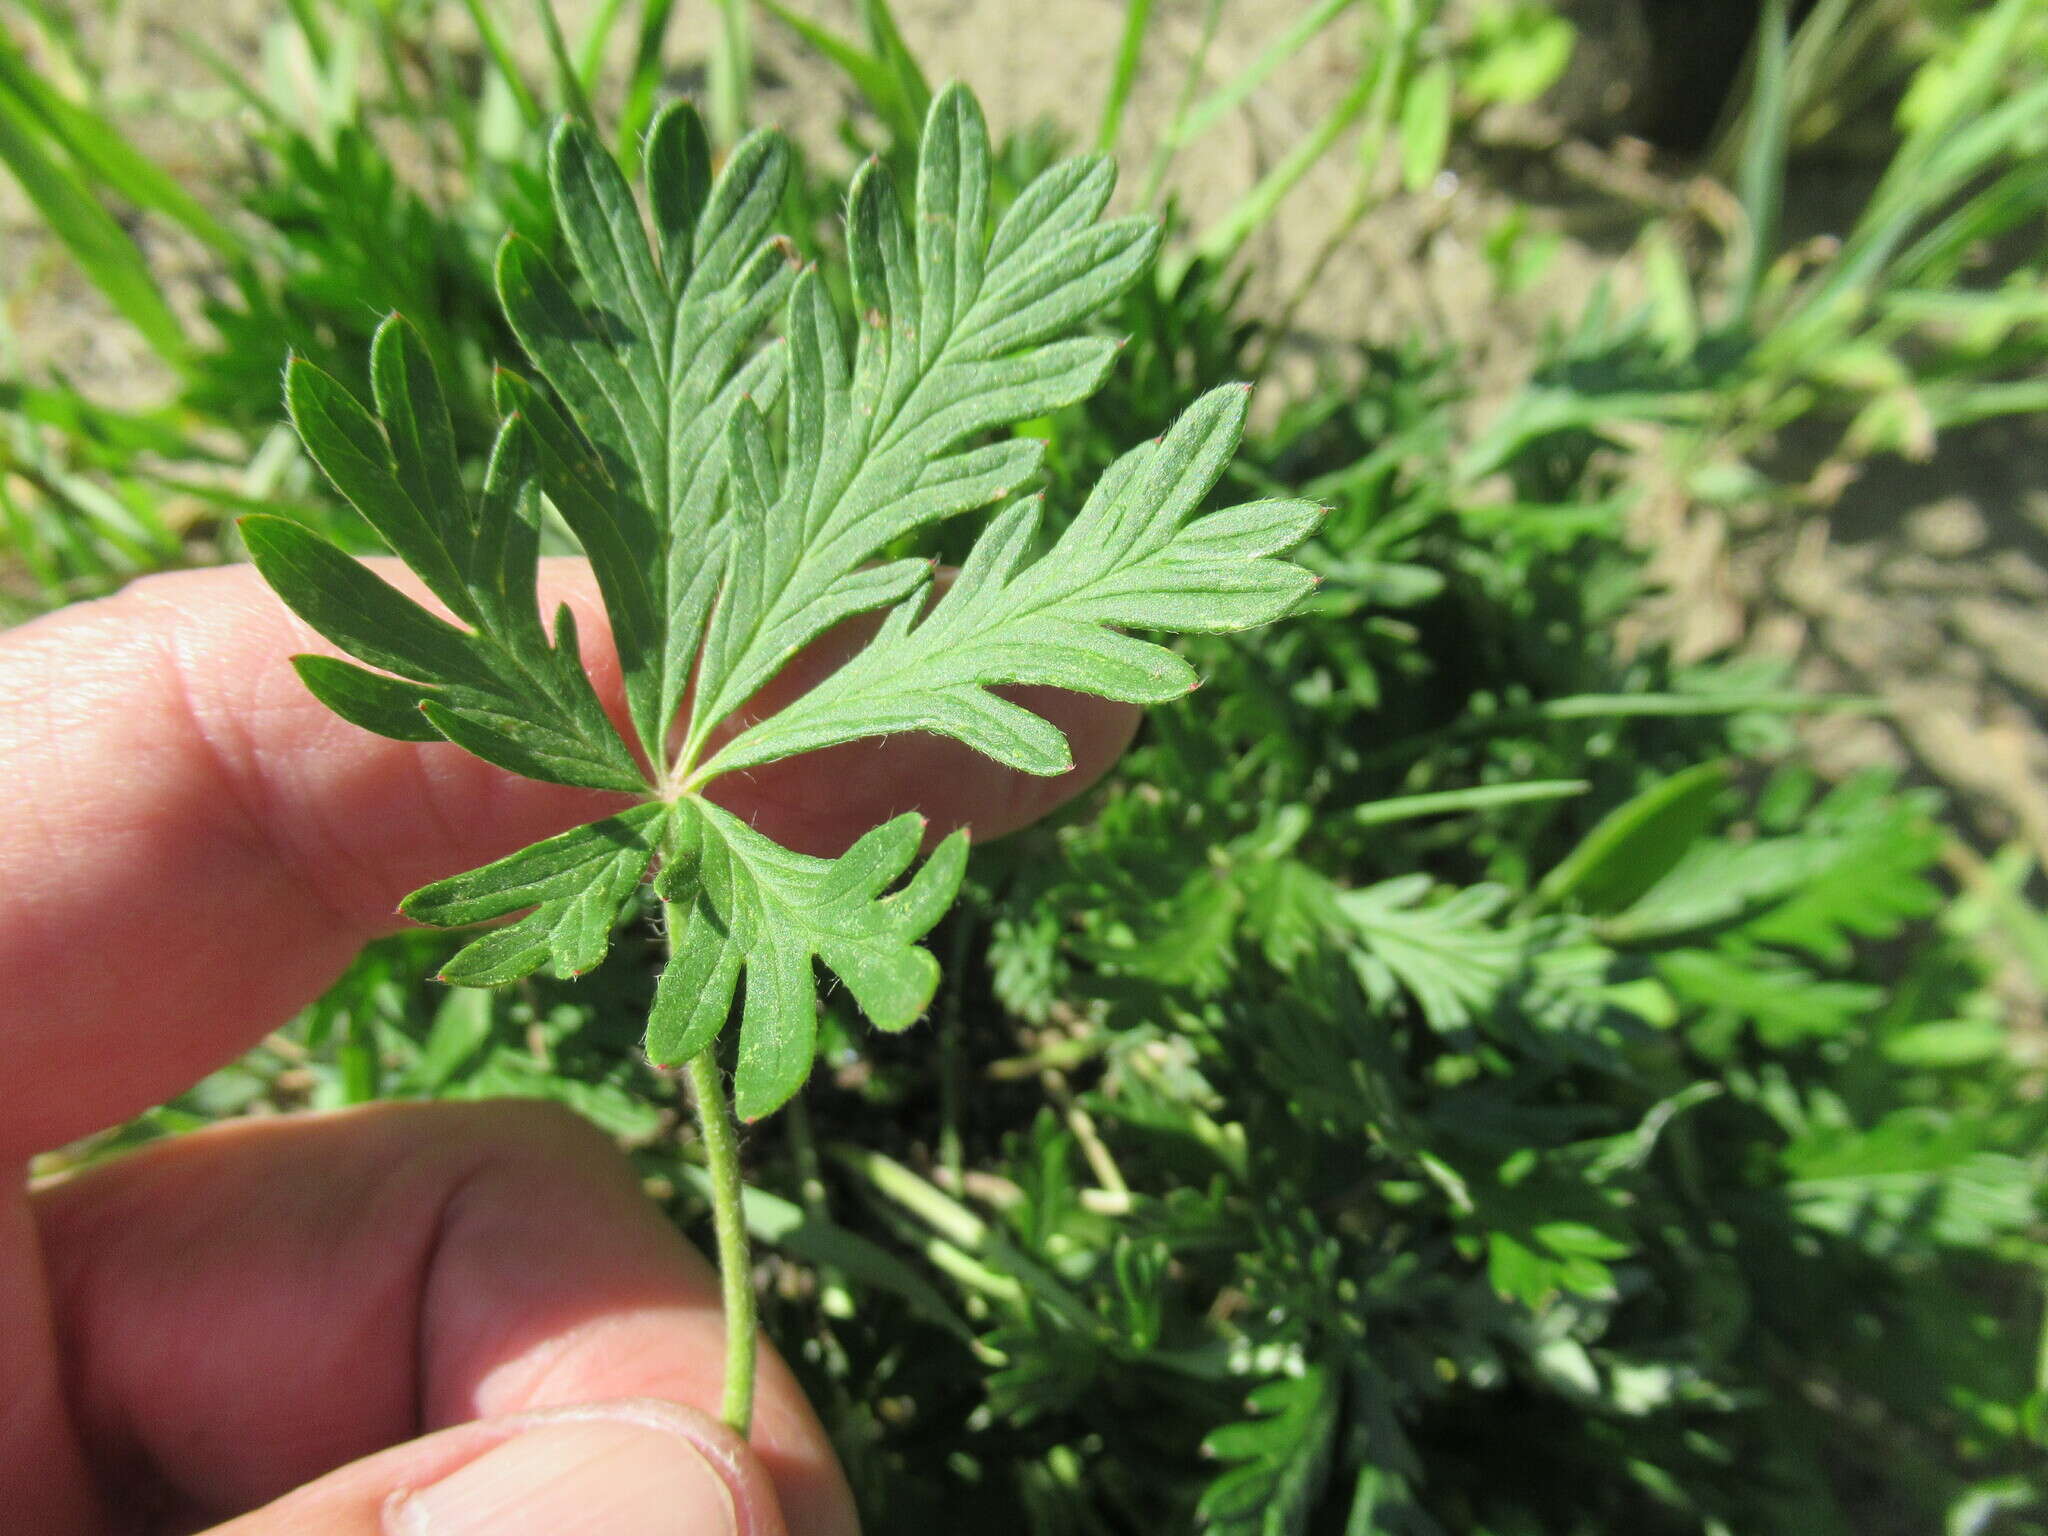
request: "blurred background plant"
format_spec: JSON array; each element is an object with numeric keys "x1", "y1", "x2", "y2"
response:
[{"x1": 7, "y1": 0, "x2": 2048, "y2": 1530}]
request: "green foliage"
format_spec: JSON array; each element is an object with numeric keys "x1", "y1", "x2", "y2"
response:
[
  {"x1": 753, "y1": 330, "x2": 2043, "y2": 1531},
  {"x1": 252, "y1": 84, "x2": 1314, "y2": 1119},
  {"x1": 649, "y1": 806, "x2": 968, "y2": 1120},
  {"x1": 1472, "y1": 0, "x2": 2048, "y2": 483},
  {"x1": 1198, "y1": 1365, "x2": 1341, "y2": 1534},
  {"x1": 10, "y1": 3, "x2": 2048, "y2": 1532},
  {"x1": 0, "y1": 37, "x2": 187, "y2": 358}
]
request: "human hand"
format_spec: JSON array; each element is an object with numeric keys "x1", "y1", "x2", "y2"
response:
[{"x1": 0, "y1": 563, "x2": 1134, "y2": 1536}]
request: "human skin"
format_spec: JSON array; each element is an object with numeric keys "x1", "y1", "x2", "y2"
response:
[{"x1": 0, "y1": 562, "x2": 1135, "y2": 1536}]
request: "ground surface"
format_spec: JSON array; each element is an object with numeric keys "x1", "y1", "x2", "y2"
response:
[{"x1": 7, "y1": 0, "x2": 2045, "y2": 858}]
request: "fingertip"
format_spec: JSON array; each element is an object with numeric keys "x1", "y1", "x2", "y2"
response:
[
  {"x1": 207, "y1": 1402, "x2": 790, "y2": 1536},
  {"x1": 38, "y1": 1099, "x2": 856, "y2": 1536},
  {"x1": 1019, "y1": 686, "x2": 1142, "y2": 799},
  {"x1": 379, "y1": 1403, "x2": 784, "y2": 1536}
]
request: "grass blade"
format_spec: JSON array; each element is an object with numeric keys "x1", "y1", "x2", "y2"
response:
[
  {"x1": 709, "y1": 0, "x2": 753, "y2": 147},
  {"x1": 1186, "y1": 66, "x2": 1376, "y2": 273},
  {"x1": 1138, "y1": 0, "x2": 1224, "y2": 206},
  {"x1": 1351, "y1": 780, "x2": 1591, "y2": 827},
  {"x1": 458, "y1": 0, "x2": 544, "y2": 127},
  {"x1": 1098, "y1": 0, "x2": 1156, "y2": 152},
  {"x1": 573, "y1": 0, "x2": 633, "y2": 90},
  {"x1": 1175, "y1": 0, "x2": 1362, "y2": 150},
  {"x1": 758, "y1": 0, "x2": 918, "y2": 145},
  {"x1": 618, "y1": 0, "x2": 682, "y2": 161},
  {"x1": 1730, "y1": 0, "x2": 1790, "y2": 324},
  {"x1": 533, "y1": 0, "x2": 597, "y2": 123},
  {"x1": 859, "y1": 0, "x2": 933, "y2": 128},
  {"x1": 0, "y1": 34, "x2": 237, "y2": 254},
  {"x1": 0, "y1": 92, "x2": 185, "y2": 363}
]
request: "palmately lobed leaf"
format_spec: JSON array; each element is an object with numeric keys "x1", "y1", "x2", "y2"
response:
[
  {"x1": 250, "y1": 82, "x2": 1317, "y2": 1119},
  {"x1": 652, "y1": 804, "x2": 969, "y2": 1119}
]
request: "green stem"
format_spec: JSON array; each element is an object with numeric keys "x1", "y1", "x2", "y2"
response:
[
  {"x1": 457, "y1": 0, "x2": 543, "y2": 127},
  {"x1": 708, "y1": 0, "x2": 752, "y2": 148},
  {"x1": 683, "y1": 1043, "x2": 756, "y2": 1435},
  {"x1": 1139, "y1": 0, "x2": 1224, "y2": 208},
  {"x1": 1247, "y1": 0, "x2": 1412, "y2": 379},
  {"x1": 1097, "y1": 0, "x2": 1155, "y2": 153},
  {"x1": 1181, "y1": 65, "x2": 1376, "y2": 278},
  {"x1": 533, "y1": 0, "x2": 596, "y2": 124}
]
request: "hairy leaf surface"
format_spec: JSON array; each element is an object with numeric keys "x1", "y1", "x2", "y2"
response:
[
  {"x1": 653, "y1": 805, "x2": 969, "y2": 1118},
  {"x1": 251, "y1": 84, "x2": 1315, "y2": 1117},
  {"x1": 401, "y1": 804, "x2": 672, "y2": 984}
]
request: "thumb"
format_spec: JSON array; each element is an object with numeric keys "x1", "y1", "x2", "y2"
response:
[{"x1": 205, "y1": 1400, "x2": 787, "y2": 1536}]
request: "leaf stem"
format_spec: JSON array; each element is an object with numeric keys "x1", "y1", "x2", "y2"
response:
[{"x1": 683, "y1": 1039, "x2": 756, "y2": 1435}]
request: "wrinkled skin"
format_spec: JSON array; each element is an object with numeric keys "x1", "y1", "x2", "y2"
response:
[{"x1": 0, "y1": 563, "x2": 1134, "y2": 1535}]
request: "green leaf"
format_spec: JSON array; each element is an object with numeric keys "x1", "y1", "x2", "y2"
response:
[
  {"x1": 1783, "y1": 1110, "x2": 2040, "y2": 1256},
  {"x1": 1599, "y1": 832, "x2": 1837, "y2": 944},
  {"x1": 701, "y1": 384, "x2": 1320, "y2": 778},
  {"x1": 1337, "y1": 877, "x2": 1531, "y2": 1032},
  {"x1": 1536, "y1": 761, "x2": 1729, "y2": 915},
  {"x1": 1602, "y1": 777, "x2": 1945, "y2": 952},
  {"x1": 674, "y1": 85, "x2": 1166, "y2": 768},
  {"x1": 287, "y1": 342, "x2": 475, "y2": 624},
  {"x1": 1399, "y1": 61, "x2": 1453, "y2": 194},
  {"x1": 402, "y1": 805, "x2": 670, "y2": 985},
  {"x1": 241, "y1": 513, "x2": 492, "y2": 689},
  {"x1": 246, "y1": 504, "x2": 645, "y2": 793},
  {"x1": 368, "y1": 318, "x2": 471, "y2": 594},
  {"x1": 496, "y1": 103, "x2": 796, "y2": 760},
  {"x1": 1659, "y1": 947, "x2": 1882, "y2": 1049},
  {"x1": 653, "y1": 802, "x2": 968, "y2": 1120},
  {"x1": 1744, "y1": 790, "x2": 1944, "y2": 965},
  {"x1": 0, "y1": 86, "x2": 187, "y2": 361},
  {"x1": 1880, "y1": 1018, "x2": 2007, "y2": 1069},
  {"x1": 254, "y1": 83, "x2": 1311, "y2": 1120},
  {"x1": 394, "y1": 989, "x2": 497, "y2": 1095},
  {"x1": 289, "y1": 655, "x2": 438, "y2": 743},
  {"x1": 417, "y1": 686, "x2": 648, "y2": 794},
  {"x1": 1197, "y1": 1364, "x2": 1341, "y2": 1534},
  {"x1": 1463, "y1": 3, "x2": 1577, "y2": 106},
  {"x1": 1487, "y1": 1218, "x2": 1631, "y2": 1309},
  {"x1": 251, "y1": 338, "x2": 649, "y2": 794}
]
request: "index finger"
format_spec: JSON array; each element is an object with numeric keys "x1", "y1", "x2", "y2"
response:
[{"x1": 0, "y1": 561, "x2": 1135, "y2": 1157}]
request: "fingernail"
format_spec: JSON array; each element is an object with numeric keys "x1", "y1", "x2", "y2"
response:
[{"x1": 385, "y1": 1406, "x2": 740, "y2": 1536}]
